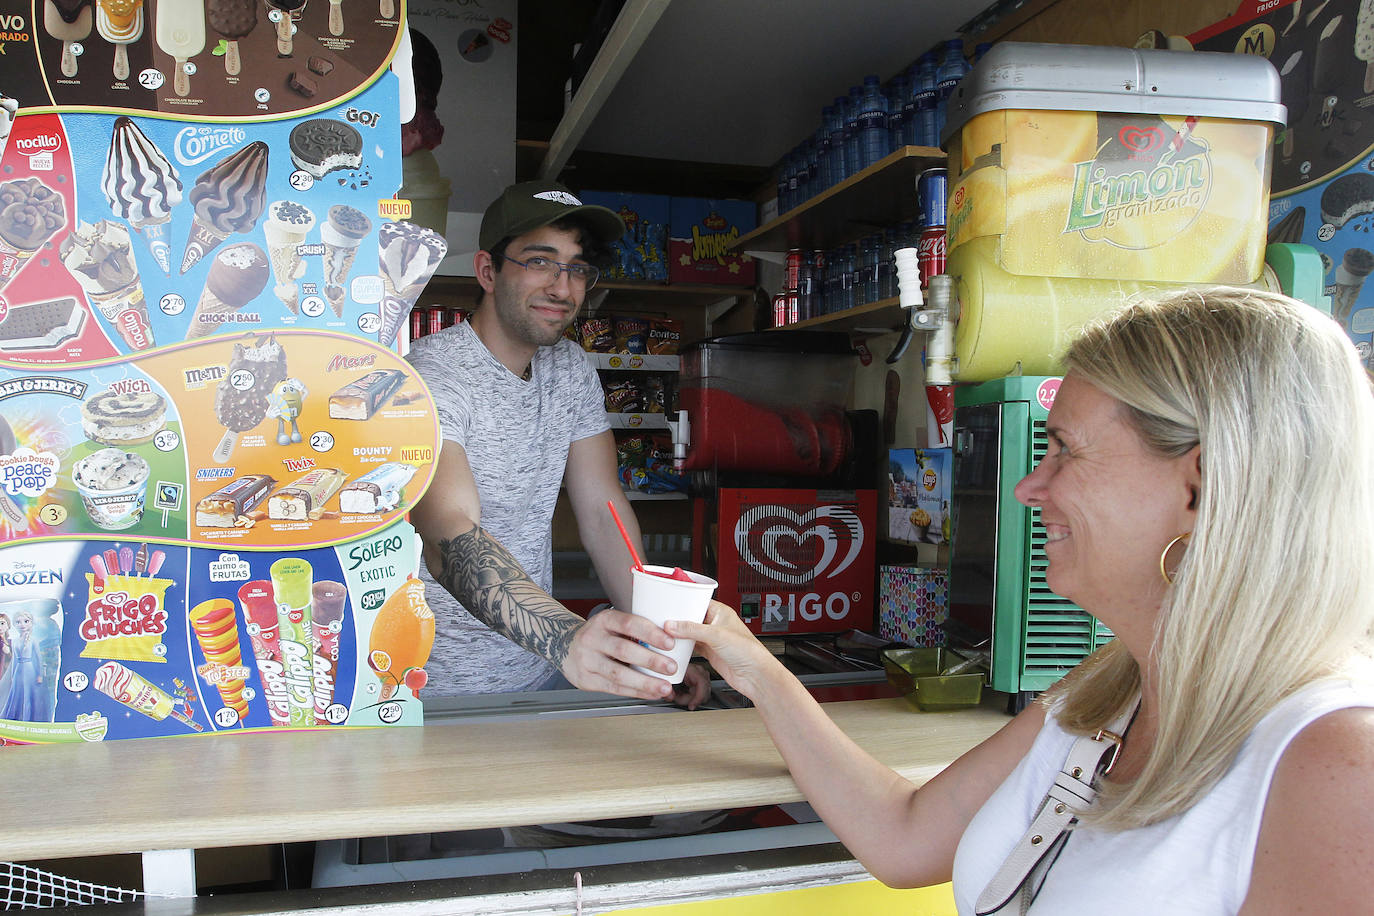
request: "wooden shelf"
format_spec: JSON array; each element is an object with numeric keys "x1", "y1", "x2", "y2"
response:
[
  {"x1": 772, "y1": 297, "x2": 914, "y2": 334},
  {"x1": 734, "y1": 146, "x2": 946, "y2": 253},
  {"x1": 423, "y1": 275, "x2": 748, "y2": 311}
]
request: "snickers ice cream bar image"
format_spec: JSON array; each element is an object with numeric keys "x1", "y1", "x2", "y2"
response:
[
  {"x1": 338, "y1": 462, "x2": 418, "y2": 514},
  {"x1": 328, "y1": 368, "x2": 405, "y2": 420},
  {"x1": 196, "y1": 474, "x2": 275, "y2": 527}
]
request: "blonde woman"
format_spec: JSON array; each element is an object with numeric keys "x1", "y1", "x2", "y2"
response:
[{"x1": 672, "y1": 288, "x2": 1374, "y2": 914}]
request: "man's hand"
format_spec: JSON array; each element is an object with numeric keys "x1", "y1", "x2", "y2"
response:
[{"x1": 563, "y1": 609, "x2": 710, "y2": 706}]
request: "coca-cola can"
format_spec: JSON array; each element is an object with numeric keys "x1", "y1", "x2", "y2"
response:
[
  {"x1": 918, "y1": 167, "x2": 948, "y2": 229},
  {"x1": 786, "y1": 290, "x2": 800, "y2": 325},
  {"x1": 773, "y1": 291, "x2": 789, "y2": 328},
  {"x1": 925, "y1": 384, "x2": 954, "y2": 448},
  {"x1": 427, "y1": 306, "x2": 446, "y2": 336},
  {"x1": 918, "y1": 227, "x2": 947, "y2": 285},
  {"x1": 785, "y1": 249, "x2": 803, "y2": 290},
  {"x1": 410, "y1": 310, "x2": 426, "y2": 341}
]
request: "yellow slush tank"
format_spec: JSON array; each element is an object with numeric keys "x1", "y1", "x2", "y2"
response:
[{"x1": 939, "y1": 42, "x2": 1288, "y2": 381}]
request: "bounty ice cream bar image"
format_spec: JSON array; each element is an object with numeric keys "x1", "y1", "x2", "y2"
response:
[
  {"x1": 154, "y1": 0, "x2": 205, "y2": 97},
  {"x1": 96, "y1": 0, "x2": 143, "y2": 80},
  {"x1": 206, "y1": 0, "x2": 255, "y2": 75},
  {"x1": 102, "y1": 116, "x2": 183, "y2": 276},
  {"x1": 0, "y1": 177, "x2": 67, "y2": 291},
  {"x1": 338, "y1": 462, "x2": 418, "y2": 514},
  {"x1": 181, "y1": 141, "x2": 268, "y2": 275},
  {"x1": 44, "y1": 0, "x2": 92, "y2": 78}
]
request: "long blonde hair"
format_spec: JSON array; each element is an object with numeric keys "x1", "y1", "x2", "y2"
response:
[{"x1": 1050, "y1": 287, "x2": 1374, "y2": 829}]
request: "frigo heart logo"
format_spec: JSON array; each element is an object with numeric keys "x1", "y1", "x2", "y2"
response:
[
  {"x1": 733, "y1": 504, "x2": 865, "y2": 587},
  {"x1": 1117, "y1": 126, "x2": 1165, "y2": 153}
]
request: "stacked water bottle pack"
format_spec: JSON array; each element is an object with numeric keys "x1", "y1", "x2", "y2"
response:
[{"x1": 776, "y1": 38, "x2": 986, "y2": 215}]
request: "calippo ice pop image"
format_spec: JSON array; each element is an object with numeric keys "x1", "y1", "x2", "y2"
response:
[
  {"x1": 311, "y1": 580, "x2": 347, "y2": 724},
  {"x1": 93, "y1": 661, "x2": 203, "y2": 731},
  {"x1": 102, "y1": 116, "x2": 182, "y2": 276},
  {"x1": 367, "y1": 579, "x2": 434, "y2": 701},
  {"x1": 188, "y1": 598, "x2": 250, "y2": 722},
  {"x1": 270, "y1": 557, "x2": 315, "y2": 727},
  {"x1": 238, "y1": 579, "x2": 289, "y2": 726}
]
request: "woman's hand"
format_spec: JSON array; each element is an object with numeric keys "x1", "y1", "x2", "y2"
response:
[{"x1": 666, "y1": 601, "x2": 785, "y2": 703}]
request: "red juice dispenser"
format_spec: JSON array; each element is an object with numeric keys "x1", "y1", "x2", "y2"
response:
[{"x1": 673, "y1": 332, "x2": 879, "y2": 635}]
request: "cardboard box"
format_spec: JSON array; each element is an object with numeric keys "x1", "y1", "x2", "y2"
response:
[
  {"x1": 668, "y1": 197, "x2": 756, "y2": 286},
  {"x1": 579, "y1": 191, "x2": 670, "y2": 282}
]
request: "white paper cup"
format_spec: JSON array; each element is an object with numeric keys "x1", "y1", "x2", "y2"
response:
[{"x1": 630, "y1": 564, "x2": 717, "y2": 683}]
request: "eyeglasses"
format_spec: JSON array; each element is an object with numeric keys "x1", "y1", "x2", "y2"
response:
[{"x1": 495, "y1": 254, "x2": 600, "y2": 290}]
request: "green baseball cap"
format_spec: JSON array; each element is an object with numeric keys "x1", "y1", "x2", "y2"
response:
[{"x1": 479, "y1": 180, "x2": 625, "y2": 251}]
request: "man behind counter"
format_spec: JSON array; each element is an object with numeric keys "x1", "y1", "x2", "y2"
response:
[{"x1": 407, "y1": 180, "x2": 709, "y2": 706}]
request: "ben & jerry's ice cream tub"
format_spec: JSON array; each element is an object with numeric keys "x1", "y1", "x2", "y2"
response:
[{"x1": 942, "y1": 43, "x2": 1285, "y2": 285}]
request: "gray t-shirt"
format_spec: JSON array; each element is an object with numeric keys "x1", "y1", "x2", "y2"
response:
[{"x1": 406, "y1": 321, "x2": 609, "y2": 696}]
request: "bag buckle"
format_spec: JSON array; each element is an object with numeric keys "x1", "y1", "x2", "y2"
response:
[{"x1": 1092, "y1": 726, "x2": 1126, "y2": 776}]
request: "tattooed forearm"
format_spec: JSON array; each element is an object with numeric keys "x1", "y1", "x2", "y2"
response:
[{"x1": 435, "y1": 525, "x2": 581, "y2": 667}]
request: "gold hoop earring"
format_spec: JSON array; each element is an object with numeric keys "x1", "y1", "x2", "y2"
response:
[{"x1": 1159, "y1": 532, "x2": 1191, "y2": 585}]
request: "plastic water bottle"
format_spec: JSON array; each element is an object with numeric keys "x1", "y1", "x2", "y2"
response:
[
  {"x1": 913, "y1": 52, "x2": 939, "y2": 148},
  {"x1": 818, "y1": 106, "x2": 835, "y2": 189},
  {"x1": 857, "y1": 76, "x2": 889, "y2": 170},
  {"x1": 887, "y1": 73, "x2": 908, "y2": 152},
  {"x1": 827, "y1": 97, "x2": 848, "y2": 185},
  {"x1": 934, "y1": 39, "x2": 971, "y2": 147},
  {"x1": 901, "y1": 61, "x2": 921, "y2": 146},
  {"x1": 806, "y1": 135, "x2": 821, "y2": 199},
  {"x1": 795, "y1": 138, "x2": 813, "y2": 205},
  {"x1": 844, "y1": 85, "x2": 862, "y2": 180}
]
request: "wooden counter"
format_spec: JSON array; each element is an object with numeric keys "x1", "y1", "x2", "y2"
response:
[{"x1": 1, "y1": 698, "x2": 1007, "y2": 864}]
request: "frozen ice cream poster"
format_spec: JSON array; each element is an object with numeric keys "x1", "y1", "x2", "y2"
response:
[
  {"x1": 6, "y1": 0, "x2": 403, "y2": 117},
  {"x1": 0, "y1": 528, "x2": 430, "y2": 743},
  {"x1": 1190, "y1": 0, "x2": 1374, "y2": 197},
  {"x1": 0, "y1": 363, "x2": 187, "y2": 545},
  {"x1": 887, "y1": 448, "x2": 951, "y2": 546}
]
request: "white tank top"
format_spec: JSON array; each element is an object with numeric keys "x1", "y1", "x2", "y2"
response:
[{"x1": 952, "y1": 678, "x2": 1374, "y2": 915}]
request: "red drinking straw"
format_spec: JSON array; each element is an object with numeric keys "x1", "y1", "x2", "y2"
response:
[{"x1": 606, "y1": 500, "x2": 647, "y2": 573}]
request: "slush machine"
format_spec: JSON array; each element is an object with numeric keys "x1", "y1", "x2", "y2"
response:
[{"x1": 671, "y1": 331, "x2": 880, "y2": 636}]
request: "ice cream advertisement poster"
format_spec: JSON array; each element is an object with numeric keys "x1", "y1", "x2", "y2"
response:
[
  {"x1": 0, "y1": 77, "x2": 449, "y2": 362},
  {"x1": 0, "y1": 526, "x2": 435, "y2": 744},
  {"x1": 1191, "y1": 0, "x2": 1374, "y2": 368},
  {"x1": 0, "y1": 0, "x2": 403, "y2": 118},
  {"x1": 0, "y1": 329, "x2": 440, "y2": 549}
]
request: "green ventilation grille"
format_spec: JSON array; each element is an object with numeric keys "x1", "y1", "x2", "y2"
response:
[{"x1": 1022, "y1": 418, "x2": 1112, "y2": 684}]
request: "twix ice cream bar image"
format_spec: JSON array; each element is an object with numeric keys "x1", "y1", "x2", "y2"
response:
[{"x1": 267, "y1": 467, "x2": 347, "y2": 520}]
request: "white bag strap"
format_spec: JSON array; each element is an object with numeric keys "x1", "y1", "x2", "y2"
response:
[{"x1": 973, "y1": 699, "x2": 1139, "y2": 915}]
